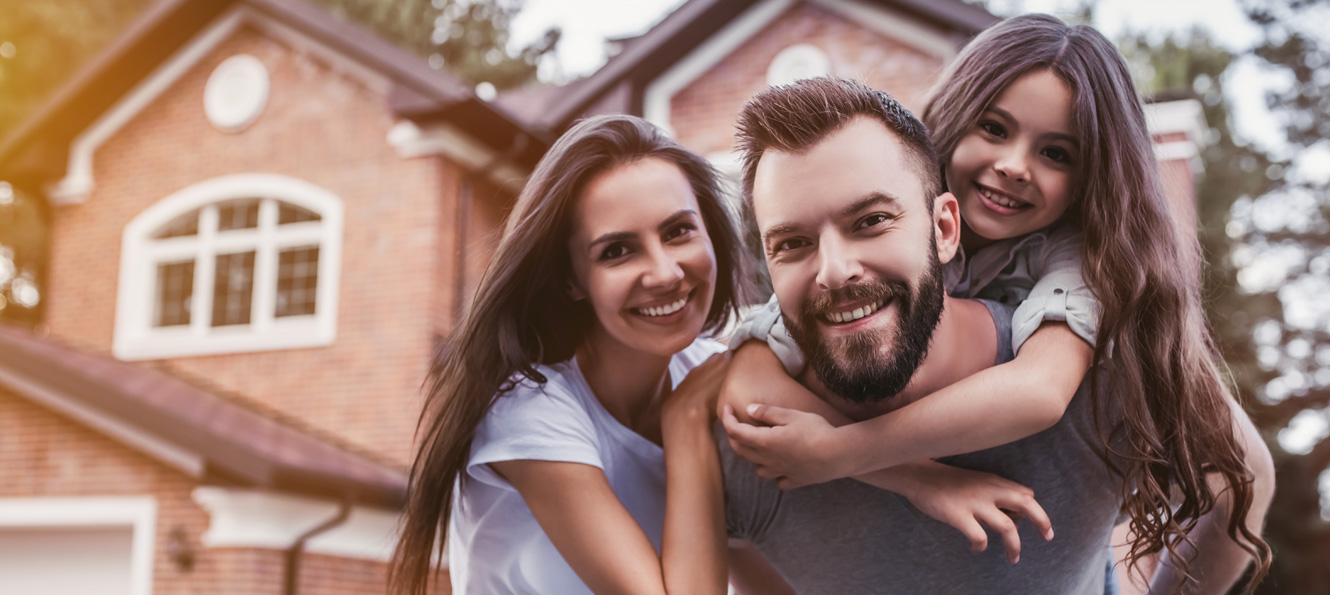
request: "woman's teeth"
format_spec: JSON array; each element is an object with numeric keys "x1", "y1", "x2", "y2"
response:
[
  {"x1": 978, "y1": 185, "x2": 1026, "y2": 209},
  {"x1": 637, "y1": 296, "x2": 688, "y2": 317},
  {"x1": 827, "y1": 300, "x2": 885, "y2": 324}
]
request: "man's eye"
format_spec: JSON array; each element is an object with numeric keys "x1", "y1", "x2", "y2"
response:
[
  {"x1": 858, "y1": 213, "x2": 890, "y2": 229},
  {"x1": 772, "y1": 238, "x2": 809, "y2": 254},
  {"x1": 599, "y1": 244, "x2": 629, "y2": 261},
  {"x1": 979, "y1": 121, "x2": 1007, "y2": 138}
]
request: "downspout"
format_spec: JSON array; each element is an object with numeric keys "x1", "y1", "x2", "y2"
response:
[
  {"x1": 283, "y1": 499, "x2": 352, "y2": 595},
  {"x1": 452, "y1": 132, "x2": 530, "y2": 325}
]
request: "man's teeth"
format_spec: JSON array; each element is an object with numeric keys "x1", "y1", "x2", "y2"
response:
[
  {"x1": 637, "y1": 297, "x2": 688, "y2": 317},
  {"x1": 827, "y1": 300, "x2": 885, "y2": 324},
  {"x1": 978, "y1": 186, "x2": 1025, "y2": 209}
]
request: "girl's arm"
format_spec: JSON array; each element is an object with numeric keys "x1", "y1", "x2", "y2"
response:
[
  {"x1": 722, "y1": 320, "x2": 1091, "y2": 487},
  {"x1": 490, "y1": 354, "x2": 732, "y2": 595}
]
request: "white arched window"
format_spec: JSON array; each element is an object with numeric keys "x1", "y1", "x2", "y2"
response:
[{"x1": 114, "y1": 174, "x2": 343, "y2": 360}]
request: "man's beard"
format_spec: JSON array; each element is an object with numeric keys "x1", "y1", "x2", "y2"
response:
[{"x1": 783, "y1": 249, "x2": 945, "y2": 404}]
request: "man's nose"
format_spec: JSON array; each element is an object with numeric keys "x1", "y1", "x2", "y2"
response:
[{"x1": 815, "y1": 234, "x2": 863, "y2": 290}]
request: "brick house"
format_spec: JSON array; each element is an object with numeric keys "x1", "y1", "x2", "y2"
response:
[{"x1": 0, "y1": 0, "x2": 1207, "y2": 593}]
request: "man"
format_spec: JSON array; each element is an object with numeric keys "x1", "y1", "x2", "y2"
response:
[{"x1": 716, "y1": 77, "x2": 1271, "y2": 594}]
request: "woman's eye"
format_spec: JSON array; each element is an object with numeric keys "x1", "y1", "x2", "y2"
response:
[
  {"x1": 979, "y1": 121, "x2": 1007, "y2": 138},
  {"x1": 663, "y1": 223, "x2": 696, "y2": 241},
  {"x1": 599, "y1": 244, "x2": 629, "y2": 261}
]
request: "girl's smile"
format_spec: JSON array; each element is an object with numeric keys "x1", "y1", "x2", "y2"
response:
[{"x1": 946, "y1": 68, "x2": 1080, "y2": 244}]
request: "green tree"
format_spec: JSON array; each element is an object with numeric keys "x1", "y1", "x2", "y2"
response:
[{"x1": 1123, "y1": 4, "x2": 1330, "y2": 592}]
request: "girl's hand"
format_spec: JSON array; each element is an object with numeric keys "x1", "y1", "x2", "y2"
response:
[
  {"x1": 891, "y1": 463, "x2": 1054, "y2": 564},
  {"x1": 720, "y1": 403, "x2": 847, "y2": 489},
  {"x1": 663, "y1": 352, "x2": 731, "y2": 424}
]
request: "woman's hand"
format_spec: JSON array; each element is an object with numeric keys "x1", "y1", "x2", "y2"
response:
[
  {"x1": 662, "y1": 352, "x2": 730, "y2": 426},
  {"x1": 720, "y1": 404, "x2": 848, "y2": 489},
  {"x1": 883, "y1": 462, "x2": 1054, "y2": 564}
]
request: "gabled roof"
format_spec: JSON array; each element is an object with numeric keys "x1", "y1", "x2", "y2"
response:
[
  {"x1": 0, "y1": 0, "x2": 550, "y2": 188},
  {"x1": 0, "y1": 324, "x2": 406, "y2": 509},
  {"x1": 498, "y1": 0, "x2": 998, "y2": 133}
]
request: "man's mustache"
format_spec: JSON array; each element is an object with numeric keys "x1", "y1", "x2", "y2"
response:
[{"x1": 800, "y1": 279, "x2": 912, "y2": 320}]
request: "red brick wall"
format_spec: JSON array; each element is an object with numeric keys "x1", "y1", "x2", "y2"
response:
[
  {"x1": 0, "y1": 387, "x2": 449, "y2": 594},
  {"x1": 43, "y1": 27, "x2": 462, "y2": 466},
  {"x1": 670, "y1": 2, "x2": 948, "y2": 158}
]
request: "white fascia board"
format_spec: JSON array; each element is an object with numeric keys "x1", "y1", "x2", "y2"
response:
[
  {"x1": 192, "y1": 487, "x2": 415, "y2": 564},
  {"x1": 0, "y1": 367, "x2": 205, "y2": 478},
  {"x1": 0, "y1": 496, "x2": 158, "y2": 595},
  {"x1": 643, "y1": 0, "x2": 955, "y2": 134},
  {"x1": 1145, "y1": 99, "x2": 1208, "y2": 146},
  {"x1": 45, "y1": 6, "x2": 392, "y2": 205},
  {"x1": 387, "y1": 120, "x2": 528, "y2": 192},
  {"x1": 644, "y1": 0, "x2": 797, "y2": 133},
  {"x1": 812, "y1": 0, "x2": 959, "y2": 60}
]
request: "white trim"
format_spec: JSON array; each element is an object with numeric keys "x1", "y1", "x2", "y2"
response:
[
  {"x1": 0, "y1": 496, "x2": 157, "y2": 595},
  {"x1": 1144, "y1": 98, "x2": 1208, "y2": 144},
  {"x1": 644, "y1": 0, "x2": 796, "y2": 132},
  {"x1": 1154, "y1": 140, "x2": 1198, "y2": 162},
  {"x1": 44, "y1": 6, "x2": 393, "y2": 205},
  {"x1": 642, "y1": 0, "x2": 956, "y2": 133},
  {"x1": 46, "y1": 9, "x2": 247, "y2": 205},
  {"x1": 811, "y1": 0, "x2": 958, "y2": 59},
  {"x1": 386, "y1": 120, "x2": 528, "y2": 192},
  {"x1": 0, "y1": 367, "x2": 205, "y2": 477},
  {"x1": 192, "y1": 487, "x2": 410, "y2": 563},
  {"x1": 113, "y1": 173, "x2": 343, "y2": 361}
]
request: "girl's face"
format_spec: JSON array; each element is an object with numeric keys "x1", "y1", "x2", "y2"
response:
[
  {"x1": 946, "y1": 68, "x2": 1080, "y2": 242},
  {"x1": 566, "y1": 157, "x2": 717, "y2": 359}
]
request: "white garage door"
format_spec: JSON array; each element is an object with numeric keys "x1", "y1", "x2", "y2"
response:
[{"x1": 0, "y1": 526, "x2": 135, "y2": 595}]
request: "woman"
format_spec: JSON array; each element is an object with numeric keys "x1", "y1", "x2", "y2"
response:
[{"x1": 389, "y1": 114, "x2": 751, "y2": 594}]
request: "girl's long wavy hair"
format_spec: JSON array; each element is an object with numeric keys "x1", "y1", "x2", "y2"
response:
[
  {"x1": 388, "y1": 114, "x2": 749, "y2": 595},
  {"x1": 924, "y1": 14, "x2": 1271, "y2": 590}
]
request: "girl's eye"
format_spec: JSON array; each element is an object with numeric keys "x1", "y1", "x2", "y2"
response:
[
  {"x1": 1042, "y1": 146, "x2": 1074, "y2": 165},
  {"x1": 979, "y1": 121, "x2": 1007, "y2": 138},
  {"x1": 663, "y1": 222, "x2": 697, "y2": 242},
  {"x1": 599, "y1": 243, "x2": 629, "y2": 261}
]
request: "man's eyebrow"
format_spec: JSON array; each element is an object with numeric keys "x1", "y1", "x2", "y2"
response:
[
  {"x1": 761, "y1": 193, "x2": 902, "y2": 242},
  {"x1": 988, "y1": 106, "x2": 1080, "y2": 148},
  {"x1": 841, "y1": 192, "x2": 903, "y2": 217}
]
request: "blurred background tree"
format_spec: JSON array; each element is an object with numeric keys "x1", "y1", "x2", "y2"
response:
[{"x1": 0, "y1": 0, "x2": 558, "y2": 328}]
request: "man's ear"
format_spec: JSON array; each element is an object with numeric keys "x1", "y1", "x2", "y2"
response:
[{"x1": 933, "y1": 192, "x2": 961, "y2": 264}]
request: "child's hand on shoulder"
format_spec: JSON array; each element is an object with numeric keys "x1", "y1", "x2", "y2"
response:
[
  {"x1": 896, "y1": 463, "x2": 1054, "y2": 564},
  {"x1": 720, "y1": 403, "x2": 847, "y2": 489}
]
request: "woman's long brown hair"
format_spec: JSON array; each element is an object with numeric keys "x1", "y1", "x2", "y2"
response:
[
  {"x1": 388, "y1": 115, "x2": 749, "y2": 595},
  {"x1": 923, "y1": 14, "x2": 1271, "y2": 591}
]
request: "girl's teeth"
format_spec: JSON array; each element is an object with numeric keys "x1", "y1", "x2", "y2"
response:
[{"x1": 980, "y1": 186, "x2": 1023, "y2": 208}]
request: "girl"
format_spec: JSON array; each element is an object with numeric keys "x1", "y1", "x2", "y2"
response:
[
  {"x1": 389, "y1": 114, "x2": 748, "y2": 595},
  {"x1": 721, "y1": 13, "x2": 1272, "y2": 593}
]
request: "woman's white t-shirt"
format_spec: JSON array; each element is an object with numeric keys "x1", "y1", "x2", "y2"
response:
[{"x1": 448, "y1": 338, "x2": 726, "y2": 594}]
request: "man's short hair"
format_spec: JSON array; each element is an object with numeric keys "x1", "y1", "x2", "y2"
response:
[{"x1": 734, "y1": 77, "x2": 941, "y2": 211}]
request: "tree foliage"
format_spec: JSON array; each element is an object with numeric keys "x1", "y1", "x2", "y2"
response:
[{"x1": 1124, "y1": 2, "x2": 1330, "y2": 592}]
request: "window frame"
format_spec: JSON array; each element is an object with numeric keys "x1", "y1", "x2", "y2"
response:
[{"x1": 114, "y1": 174, "x2": 343, "y2": 360}]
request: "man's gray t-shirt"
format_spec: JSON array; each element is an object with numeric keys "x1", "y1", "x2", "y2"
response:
[{"x1": 721, "y1": 300, "x2": 1123, "y2": 594}]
